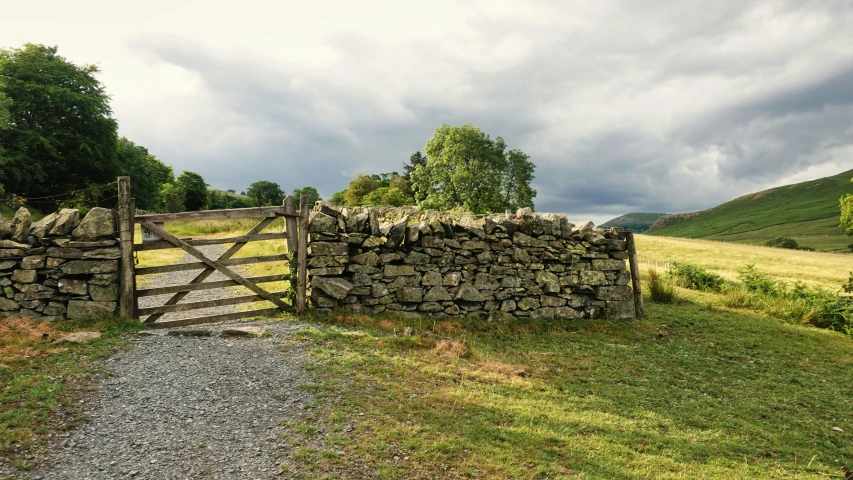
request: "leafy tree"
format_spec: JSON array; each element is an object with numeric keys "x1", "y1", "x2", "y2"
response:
[
  {"x1": 247, "y1": 180, "x2": 284, "y2": 206},
  {"x1": 503, "y1": 149, "x2": 537, "y2": 211},
  {"x1": 293, "y1": 186, "x2": 321, "y2": 207},
  {"x1": 402, "y1": 151, "x2": 427, "y2": 181},
  {"x1": 841, "y1": 176, "x2": 853, "y2": 252},
  {"x1": 175, "y1": 171, "x2": 208, "y2": 211},
  {"x1": 160, "y1": 183, "x2": 184, "y2": 213},
  {"x1": 0, "y1": 91, "x2": 9, "y2": 129},
  {"x1": 344, "y1": 174, "x2": 380, "y2": 206},
  {"x1": 116, "y1": 137, "x2": 173, "y2": 210},
  {"x1": 413, "y1": 124, "x2": 536, "y2": 213},
  {"x1": 208, "y1": 189, "x2": 254, "y2": 209},
  {"x1": 765, "y1": 237, "x2": 799, "y2": 249},
  {"x1": 0, "y1": 44, "x2": 119, "y2": 197},
  {"x1": 362, "y1": 187, "x2": 414, "y2": 207},
  {"x1": 329, "y1": 190, "x2": 347, "y2": 206}
]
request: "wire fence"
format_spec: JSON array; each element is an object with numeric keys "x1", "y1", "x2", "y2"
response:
[{"x1": 2, "y1": 181, "x2": 119, "y2": 212}]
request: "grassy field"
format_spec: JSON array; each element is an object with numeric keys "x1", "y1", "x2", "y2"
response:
[
  {"x1": 646, "y1": 169, "x2": 853, "y2": 252},
  {"x1": 282, "y1": 295, "x2": 853, "y2": 479},
  {"x1": 634, "y1": 234, "x2": 853, "y2": 291}
]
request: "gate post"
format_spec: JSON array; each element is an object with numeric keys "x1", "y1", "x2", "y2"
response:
[
  {"x1": 117, "y1": 176, "x2": 136, "y2": 319},
  {"x1": 625, "y1": 231, "x2": 644, "y2": 319},
  {"x1": 295, "y1": 194, "x2": 309, "y2": 315}
]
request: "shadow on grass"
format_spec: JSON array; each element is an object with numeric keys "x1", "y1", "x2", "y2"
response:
[{"x1": 285, "y1": 299, "x2": 853, "y2": 479}]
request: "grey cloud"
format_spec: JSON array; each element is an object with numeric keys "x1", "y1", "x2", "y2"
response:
[{"x1": 126, "y1": 0, "x2": 853, "y2": 222}]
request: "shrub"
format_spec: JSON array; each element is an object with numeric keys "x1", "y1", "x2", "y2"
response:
[
  {"x1": 668, "y1": 262, "x2": 725, "y2": 291},
  {"x1": 647, "y1": 266, "x2": 675, "y2": 303},
  {"x1": 738, "y1": 264, "x2": 782, "y2": 296},
  {"x1": 765, "y1": 237, "x2": 799, "y2": 249}
]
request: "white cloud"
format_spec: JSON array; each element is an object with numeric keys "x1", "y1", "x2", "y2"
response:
[{"x1": 1, "y1": 0, "x2": 851, "y2": 225}]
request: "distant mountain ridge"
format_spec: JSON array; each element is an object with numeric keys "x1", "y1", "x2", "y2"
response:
[
  {"x1": 646, "y1": 168, "x2": 853, "y2": 252},
  {"x1": 600, "y1": 213, "x2": 668, "y2": 233}
]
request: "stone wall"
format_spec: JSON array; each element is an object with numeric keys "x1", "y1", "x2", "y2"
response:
[
  {"x1": 306, "y1": 205, "x2": 635, "y2": 320},
  {"x1": 0, "y1": 207, "x2": 121, "y2": 321}
]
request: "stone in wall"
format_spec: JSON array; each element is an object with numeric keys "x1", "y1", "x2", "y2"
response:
[
  {"x1": 304, "y1": 203, "x2": 636, "y2": 321},
  {"x1": 0, "y1": 207, "x2": 121, "y2": 322}
]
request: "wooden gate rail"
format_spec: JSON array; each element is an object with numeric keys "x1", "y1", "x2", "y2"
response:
[
  {"x1": 136, "y1": 274, "x2": 284, "y2": 297},
  {"x1": 134, "y1": 205, "x2": 290, "y2": 223},
  {"x1": 134, "y1": 232, "x2": 288, "y2": 251},
  {"x1": 135, "y1": 254, "x2": 290, "y2": 275}
]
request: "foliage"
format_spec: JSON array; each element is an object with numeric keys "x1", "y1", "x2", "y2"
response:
[
  {"x1": 668, "y1": 262, "x2": 725, "y2": 291},
  {"x1": 0, "y1": 44, "x2": 119, "y2": 198},
  {"x1": 344, "y1": 174, "x2": 380, "y2": 206},
  {"x1": 159, "y1": 183, "x2": 184, "y2": 213},
  {"x1": 412, "y1": 123, "x2": 536, "y2": 213},
  {"x1": 292, "y1": 186, "x2": 321, "y2": 207},
  {"x1": 175, "y1": 171, "x2": 208, "y2": 211},
  {"x1": 207, "y1": 189, "x2": 254, "y2": 210},
  {"x1": 765, "y1": 237, "x2": 799, "y2": 249},
  {"x1": 116, "y1": 137, "x2": 173, "y2": 211},
  {"x1": 647, "y1": 168, "x2": 853, "y2": 252},
  {"x1": 246, "y1": 180, "x2": 284, "y2": 206},
  {"x1": 329, "y1": 190, "x2": 347, "y2": 206},
  {"x1": 738, "y1": 264, "x2": 782, "y2": 296},
  {"x1": 361, "y1": 187, "x2": 414, "y2": 207},
  {"x1": 647, "y1": 266, "x2": 676, "y2": 303},
  {"x1": 844, "y1": 273, "x2": 853, "y2": 294},
  {"x1": 841, "y1": 176, "x2": 853, "y2": 251},
  {"x1": 402, "y1": 151, "x2": 427, "y2": 181}
]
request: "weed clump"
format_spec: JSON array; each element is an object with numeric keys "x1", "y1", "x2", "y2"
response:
[
  {"x1": 647, "y1": 266, "x2": 676, "y2": 303},
  {"x1": 668, "y1": 262, "x2": 725, "y2": 291}
]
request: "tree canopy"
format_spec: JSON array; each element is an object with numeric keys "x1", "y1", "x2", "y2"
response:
[
  {"x1": 175, "y1": 171, "x2": 208, "y2": 211},
  {"x1": 293, "y1": 186, "x2": 321, "y2": 207},
  {"x1": 0, "y1": 44, "x2": 119, "y2": 198},
  {"x1": 246, "y1": 180, "x2": 284, "y2": 206},
  {"x1": 412, "y1": 123, "x2": 536, "y2": 213},
  {"x1": 116, "y1": 137, "x2": 173, "y2": 210},
  {"x1": 841, "y1": 176, "x2": 853, "y2": 252}
]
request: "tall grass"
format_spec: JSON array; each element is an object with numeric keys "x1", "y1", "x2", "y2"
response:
[{"x1": 647, "y1": 266, "x2": 675, "y2": 303}]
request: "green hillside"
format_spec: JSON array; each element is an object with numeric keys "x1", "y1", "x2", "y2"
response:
[
  {"x1": 600, "y1": 212, "x2": 667, "y2": 232},
  {"x1": 646, "y1": 169, "x2": 853, "y2": 251}
]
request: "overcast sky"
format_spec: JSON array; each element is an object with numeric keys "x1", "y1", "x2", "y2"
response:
[{"x1": 3, "y1": 0, "x2": 852, "y2": 224}]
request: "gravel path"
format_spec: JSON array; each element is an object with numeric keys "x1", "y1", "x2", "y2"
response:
[{"x1": 15, "y1": 248, "x2": 321, "y2": 480}]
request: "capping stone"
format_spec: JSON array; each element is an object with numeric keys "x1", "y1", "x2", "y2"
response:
[
  {"x1": 49, "y1": 209, "x2": 81, "y2": 236},
  {"x1": 11, "y1": 208, "x2": 31, "y2": 243},
  {"x1": 72, "y1": 207, "x2": 116, "y2": 240},
  {"x1": 31, "y1": 213, "x2": 58, "y2": 238}
]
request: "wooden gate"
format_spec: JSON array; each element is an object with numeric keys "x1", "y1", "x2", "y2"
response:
[{"x1": 117, "y1": 177, "x2": 309, "y2": 328}]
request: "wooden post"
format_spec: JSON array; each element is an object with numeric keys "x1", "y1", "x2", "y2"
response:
[
  {"x1": 117, "y1": 177, "x2": 136, "y2": 319},
  {"x1": 625, "y1": 231, "x2": 645, "y2": 319},
  {"x1": 283, "y1": 195, "x2": 298, "y2": 254},
  {"x1": 296, "y1": 194, "x2": 309, "y2": 315}
]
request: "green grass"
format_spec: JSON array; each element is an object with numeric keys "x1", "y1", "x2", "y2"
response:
[
  {"x1": 647, "y1": 169, "x2": 853, "y2": 251},
  {"x1": 600, "y1": 212, "x2": 668, "y2": 233},
  {"x1": 0, "y1": 316, "x2": 145, "y2": 468},
  {"x1": 280, "y1": 297, "x2": 853, "y2": 479},
  {"x1": 634, "y1": 235, "x2": 853, "y2": 291}
]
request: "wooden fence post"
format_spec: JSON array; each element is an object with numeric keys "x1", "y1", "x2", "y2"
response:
[
  {"x1": 117, "y1": 176, "x2": 136, "y2": 319},
  {"x1": 295, "y1": 194, "x2": 309, "y2": 315},
  {"x1": 625, "y1": 231, "x2": 645, "y2": 319}
]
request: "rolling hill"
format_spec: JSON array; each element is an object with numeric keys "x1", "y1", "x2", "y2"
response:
[
  {"x1": 646, "y1": 169, "x2": 853, "y2": 252},
  {"x1": 600, "y1": 212, "x2": 667, "y2": 233}
]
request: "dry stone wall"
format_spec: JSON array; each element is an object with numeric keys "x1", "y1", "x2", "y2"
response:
[
  {"x1": 306, "y1": 204, "x2": 635, "y2": 321},
  {"x1": 0, "y1": 207, "x2": 121, "y2": 321}
]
